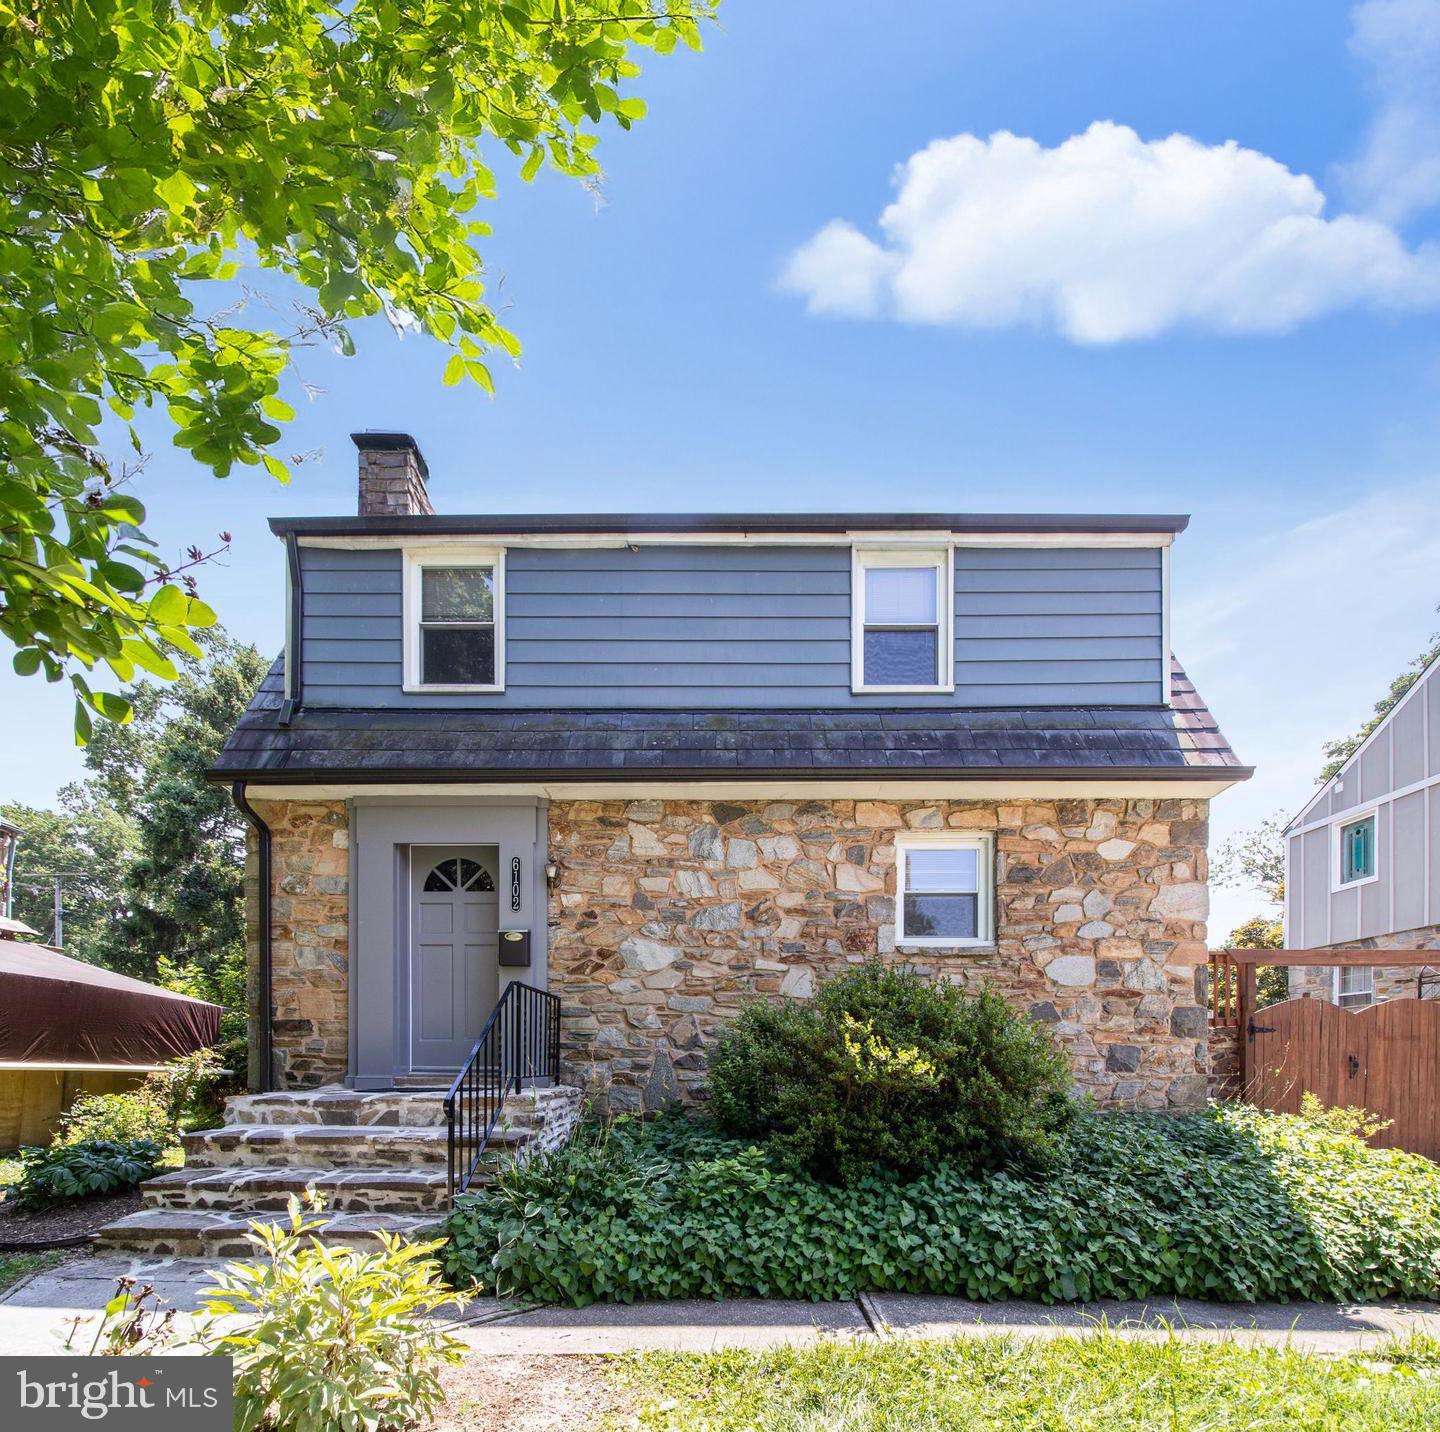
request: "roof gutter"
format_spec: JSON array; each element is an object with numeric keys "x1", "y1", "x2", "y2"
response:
[
  {"x1": 210, "y1": 763, "x2": 1253, "y2": 787},
  {"x1": 230, "y1": 781, "x2": 274, "y2": 1093},
  {"x1": 267, "y1": 511, "x2": 1191, "y2": 539}
]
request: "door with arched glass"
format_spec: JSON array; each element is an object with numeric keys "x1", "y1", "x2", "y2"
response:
[{"x1": 410, "y1": 846, "x2": 499, "y2": 1070}]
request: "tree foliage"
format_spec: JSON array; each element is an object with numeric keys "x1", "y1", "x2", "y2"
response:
[
  {"x1": 1319, "y1": 617, "x2": 1440, "y2": 781},
  {"x1": 1213, "y1": 814, "x2": 1286, "y2": 905},
  {"x1": 1, "y1": 631, "x2": 264, "y2": 1025},
  {"x1": 96, "y1": 631, "x2": 268, "y2": 993},
  {"x1": 1, "y1": 0, "x2": 714, "y2": 734},
  {"x1": 0, "y1": 792, "x2": 135, "y2": 950}
]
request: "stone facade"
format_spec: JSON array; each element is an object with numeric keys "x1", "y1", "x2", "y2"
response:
[
  {"x1": 1287, "y1": 923, "x2": 1440, "y2": 1005},
  {"x1": 547, "y1": 796, "x2": 1212, "y2": 1113},
  {"x1": 246, "y1": 799, "x2": 350, "y2": 1090},
  {"x1": 1207, "y1": 1022, "x2": 1242, "y2": 1101}
]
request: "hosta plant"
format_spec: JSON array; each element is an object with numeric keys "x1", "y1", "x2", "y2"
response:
[
  {"x1": 14, "y1": 1138, "x2": 165, "y2": 1208},
  {"x1": 200, "y1": 1195, "x2": 467, "y2": 1432}
]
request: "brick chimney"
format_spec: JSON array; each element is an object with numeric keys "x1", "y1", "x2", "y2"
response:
[{"x1": 352, "y1": 431, "x2": 433, "y2": 517}]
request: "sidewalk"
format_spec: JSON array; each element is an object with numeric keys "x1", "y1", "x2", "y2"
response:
[{"x1": 4, "y1": 1251, "x2": 1439, "y2": 1358}]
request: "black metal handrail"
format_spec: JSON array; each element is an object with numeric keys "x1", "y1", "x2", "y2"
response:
[{"x1": 444, "y1": 981, "x2": 561, "y2": 1200}]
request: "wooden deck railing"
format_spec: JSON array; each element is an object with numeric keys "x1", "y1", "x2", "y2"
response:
[{"x1": 1207, "y1": 949, "x2": 1240, "y2": 1029}]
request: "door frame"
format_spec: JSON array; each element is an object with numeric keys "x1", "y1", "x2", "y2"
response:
[
  {"x1": 347, "y1": 796, "x2": 550, "y2": 1091},
  {"x1": 406, "y1": 844, "x2": 501, "y2": 1074}
]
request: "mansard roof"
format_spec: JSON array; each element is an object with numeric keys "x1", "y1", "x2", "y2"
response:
[{"x1": 212, "y1": 658, "x2": 1247, "y2": 785}]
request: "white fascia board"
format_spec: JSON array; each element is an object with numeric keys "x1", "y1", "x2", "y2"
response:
[
  {"x1": 1284, "y1": 647, "x2": 1440, "y2": 833},
  {"x1": 1285, "y1": 767, "x2": 1440, "y2": 839},
  {"x1": 247, "y1": 774, "x2": 1245, "y2": 803},
  {"x1": 295, "y1": 531, "x2": 1174, "y2": 551}
]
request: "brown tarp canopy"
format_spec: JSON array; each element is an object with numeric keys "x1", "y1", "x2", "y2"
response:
[{"x1": 0, "y1": 942, "x2": 221, "y2": 1065}]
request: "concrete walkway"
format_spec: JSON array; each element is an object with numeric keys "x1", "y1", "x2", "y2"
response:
[{"x1": 4, "y1": 1252, "x2": 1439, "y2": 1358}]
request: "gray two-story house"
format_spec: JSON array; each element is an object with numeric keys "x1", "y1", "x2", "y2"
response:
[
  {"x1": 1284, "y1": 648, "x2": 1440, "y2": 1006},
  {"x1": 213, "y1": 432, "x2": 1250, "y2": 1118}
]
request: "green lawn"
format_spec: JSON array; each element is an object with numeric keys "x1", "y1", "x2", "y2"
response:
[
  {"x1": 607, "y1": 1331, "x2": 1440, "y2": 1431},
  {"x1": 0, "y1": 1248, "x2": 65, "y2": 1295}
]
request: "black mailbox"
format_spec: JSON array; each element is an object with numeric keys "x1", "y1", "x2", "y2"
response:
[{"x1": 498, "y1": 929, "x2": 531, "y2": 967}]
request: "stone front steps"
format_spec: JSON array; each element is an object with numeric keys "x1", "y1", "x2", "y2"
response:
[
  {"x1": 140, "y1": 1166, "x2": 447, "y2": 1214},
  {"x1": 95, "y1": 1208, "x2": 442, "y2": 1258},
  {"x1": 93, "y1": 1083, "x2": 584, "y2": 1257}
]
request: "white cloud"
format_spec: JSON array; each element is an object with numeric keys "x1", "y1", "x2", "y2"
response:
[
  {"x1": 1339, "y1": 0, "x2": 1440, "y2": 223},
  {"x1": 780, "y1": 122, "x2": 1440, "y2": 343},
  {"x1": 1174, "y1": 480, "x2": 1440, "y2": 937}
]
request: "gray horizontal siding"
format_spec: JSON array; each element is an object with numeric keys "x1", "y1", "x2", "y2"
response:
[{"x1": 299, "y1": 543, "x2": 1167, "y2": 710}]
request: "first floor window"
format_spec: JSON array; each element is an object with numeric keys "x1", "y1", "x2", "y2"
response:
[
  {"x1": 1337, "y1": 965, "x2": 1374, "y2": 1008},
  {"x1": 1338, "y1": 814, "x2": 1376, "y2": 885},
  {"x1": 406, "y1": 549, "x2": 505, "y2": 689},
  {"x1": 853, "y1": 548, "x2": 952, "y2": 691},
  {"x1": 895, "y1": 835, "x2": 992, "y2": 947}
]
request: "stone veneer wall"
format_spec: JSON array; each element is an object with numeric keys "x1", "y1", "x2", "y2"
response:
[
  {"x1": 246, "y1": 800, "x2": 350, "y2": 1089},
  {"x1": 547, "y1": 797, "x2": 1212, "y2": 1114},
  {"x1": 1287, "y1": 923, "x2": 1440, "y2": 1004},
  {"x1": 1207, "y1": 1023, "x2": 1243, "y2": 1101}
]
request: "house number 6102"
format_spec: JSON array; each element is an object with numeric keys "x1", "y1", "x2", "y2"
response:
[{"x1": 510, "y1": 857, "x2": 522, "y2": 911}]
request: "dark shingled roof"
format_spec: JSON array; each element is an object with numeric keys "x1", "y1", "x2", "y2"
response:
[{"x1": 211, "y1": 659, "x2": 1248, "y2": 784}]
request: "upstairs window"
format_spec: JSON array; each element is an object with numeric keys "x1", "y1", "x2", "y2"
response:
[
  {"x1": 404, "y1": 548, "x2": 505, "y2": 691},
  {"x1": 894, "y1": 834, "x2": 993, "y2": 947},
  {"x1": 1336, "y1": 813, "x2": 1376, "y2": 887},
  {"x1": 852, "y1": 548, "x2": 953, "y2": 692}
]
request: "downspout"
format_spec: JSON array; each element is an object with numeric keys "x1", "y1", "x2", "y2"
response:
[{"x1": 231, "y1": 781, "x2": 275, "y2": 1093}]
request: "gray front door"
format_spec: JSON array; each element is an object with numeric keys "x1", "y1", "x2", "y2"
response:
[{"x1": 410, "y1": 847, "x2": 499, "y2": 1071}]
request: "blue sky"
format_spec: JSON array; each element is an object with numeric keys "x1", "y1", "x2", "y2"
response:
[{"x1": 5, "y1": 0, "x2": 1440, "y2": 938}]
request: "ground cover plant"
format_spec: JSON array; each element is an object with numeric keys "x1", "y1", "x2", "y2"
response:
[
  {"x1": 604, "y1": 1331, "x2": 1440, "y2": 1432},
  {"x1": 444, "y1": 1103, "x2": 1440, "y2": 1306},
  {"x1": 13, "y1": 1139, "x2": 166, "y2": 1209},
  {"x1": 708, "y1": 963, "x2": 1073, "y2": 1182}
]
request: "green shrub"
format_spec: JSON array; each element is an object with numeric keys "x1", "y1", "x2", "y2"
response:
[
  {"x1": 56, "y1": 1049, "x2": 226, "y2": 1146},
  {"x1": 57, "y1": 1090, "x2": 171, "y2": 1146},
  {"x1": 443, "y1": 1105, "x2": 1440, "y2": 1307},
  {"x1": 15, "y1": 1139, "x2": 165, "y2": 1208},
  {"x1": 201, "y1": 1195, "x2": 466, "y2": 1432},
  {"x1": 708, "y1": 963, "x2": 1073, "y2": 1182}
]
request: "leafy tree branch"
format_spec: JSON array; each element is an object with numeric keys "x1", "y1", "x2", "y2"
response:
[{"x1": 0, "y1": 0, "x2": 716, "y2": 738}]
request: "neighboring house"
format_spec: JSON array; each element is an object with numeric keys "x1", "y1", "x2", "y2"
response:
[
  {"x1": 1284, "y1": 650, "x2": 1440, "y2": 1007},
  {"x1": 211, "y1": 431, "x2": 1251, "y2": 1116}
]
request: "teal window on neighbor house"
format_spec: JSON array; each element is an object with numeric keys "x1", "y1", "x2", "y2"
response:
[{"x1": 1339, "y1": 815, "x2": 1376, "y2": 884}]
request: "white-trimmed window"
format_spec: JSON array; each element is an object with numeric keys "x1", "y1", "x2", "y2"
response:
[
  {"x1": 1332, "y1": 811, "x2": 1378, "y2": 890},
  {"x1": 894, "y1": 833, "x2": 993, "y2": 948},
  {"x1": 1336, "y1": 965, "x2": 1374, "y2": 1009},
  {"x1": 403, "y1": 547, "x2": 505, "y2": 692},
  {"x1": 851, "y1": 547, "x2": 954, "y2": 693}
]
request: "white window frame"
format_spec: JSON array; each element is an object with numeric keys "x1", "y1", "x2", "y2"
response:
[
  {"x1": 1330, "y1": 808, "x2": 1379, "y2": 893},
  {"x1": 1334, "y1": 965, "x2": 1375, "y2": 1008},
  {"x1": 893, "y1": 831, "x2": 994, "y2": 949},
  {"x1": 851, "y1": 546, "x2": 955, "y2": 695},
  {"x1": 402, "y1": 545, "x2": 506, "y2": 693}
]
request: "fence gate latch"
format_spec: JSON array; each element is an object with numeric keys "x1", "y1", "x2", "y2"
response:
[{"x1": 1348, "y1": 1053, "x2": 1361, "y2": 1078}]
